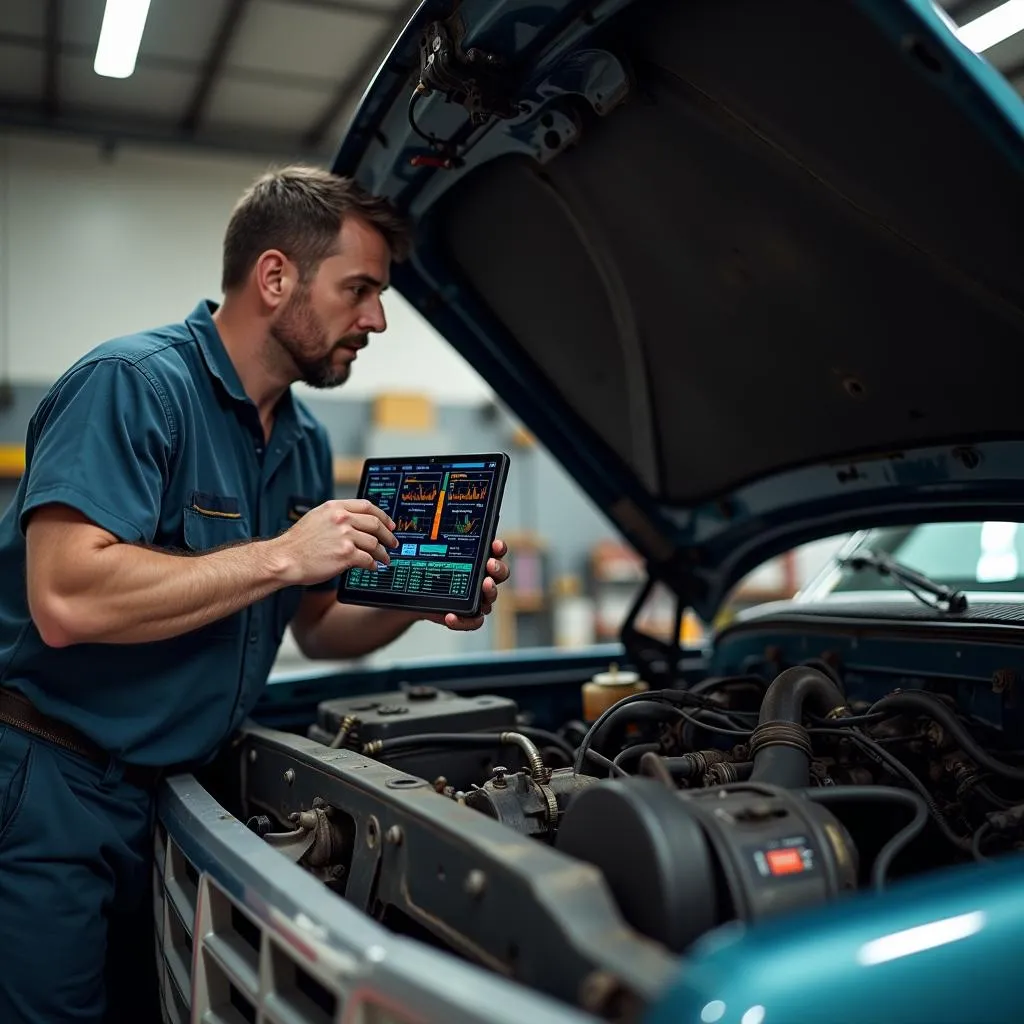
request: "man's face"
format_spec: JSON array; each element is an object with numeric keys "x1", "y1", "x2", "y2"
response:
[{"x1": 272, "y1": 215, "x2": 391, "y2": 389}]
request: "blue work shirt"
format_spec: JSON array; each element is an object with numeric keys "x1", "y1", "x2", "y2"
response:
[{"x1": 0, "y1": 300, "x2": 338, "y2": 767}]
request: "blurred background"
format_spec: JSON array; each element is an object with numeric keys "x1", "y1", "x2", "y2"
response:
[{"x1": 0, "y1": 0, "x2": 1019, "y2": 673}]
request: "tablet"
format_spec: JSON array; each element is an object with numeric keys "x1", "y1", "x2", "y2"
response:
[{"x1": 337, "y1": 453, "x2": 510, "y2": 617}]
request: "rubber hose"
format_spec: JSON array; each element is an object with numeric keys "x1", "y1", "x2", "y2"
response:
[
  {"x1": 638, "y1": 751, "x2": 676, "y2": 788},
  {"x1": 802, "y1": 785, "x2": 927, "y2": 891},
  {"x1": 869, "y1": 691, "x2": 1024, "y2": 783},
  {"x1": 367, "y1": 731, "x2": 549, "y2": 782},
  {"x1": 750, "y1": 667, "x2": 847, "y2": 788},
  {"x1": 588, "y1": 700, "x2": 686, "y2": 757}
]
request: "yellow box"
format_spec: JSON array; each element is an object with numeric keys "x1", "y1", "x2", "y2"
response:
[
  {"x1": 372, "y1": 393, "x2": 435, "y2": 431},
  {"x1": 0, "y1": 445, "x2": 25, "y2": 477}
]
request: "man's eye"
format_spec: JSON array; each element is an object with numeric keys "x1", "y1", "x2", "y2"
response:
[{"x1": 350, "y1": 286, "x2": 367, "y2": 298}]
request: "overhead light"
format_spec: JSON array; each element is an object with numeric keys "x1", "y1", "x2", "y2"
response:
[
  {"x1": 958, "y1": 0, "x2": 1024, "y2": 53},
  {"x1": 93, "y1": 0, "x2": 153, "y2": 79}
]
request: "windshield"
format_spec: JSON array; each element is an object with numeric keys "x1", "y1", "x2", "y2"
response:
[{"x1": 831, "y1": 522, "x2": 1024, "y2": 594}]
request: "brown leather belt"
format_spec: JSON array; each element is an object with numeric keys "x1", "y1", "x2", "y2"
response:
[{"x1": 0, "y1": 688, "x2": 164, "y2": 790}]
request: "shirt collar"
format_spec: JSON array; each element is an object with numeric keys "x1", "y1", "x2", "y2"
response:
[
  {"x1": 186, "y1": 299, "x2": 302, "y2": 445},
  {"x1": 187, "y1": 299, "x2": 249, "y2": 404}
]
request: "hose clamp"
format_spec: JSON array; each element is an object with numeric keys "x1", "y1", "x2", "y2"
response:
[{"x1": 749, "y1": 720, "x2": 813, "y2": 759}]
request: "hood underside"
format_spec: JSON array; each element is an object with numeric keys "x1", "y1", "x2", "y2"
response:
[{"x1": 333, "y1": 0, "x2": 1024, "y2": 619}]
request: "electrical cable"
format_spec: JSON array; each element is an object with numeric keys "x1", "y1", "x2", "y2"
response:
[
  {"x1": 677, "y1": 707, "x2": 754, "y2": 738},
  {"x1": 972, "y1": 821, "x2": 993, "y2": 861},
  {"x1": 613, "y1": 743, "x2": 661, "y2": 770},
  {"x1": 809, "y1": 726, "x2": 971, "y2": 852},
  {"x1": 407, "y1": 89, "x2": 440, "y2": 147},
  {"x1": 584, "y1": 748, "x2": 629, "y2": 777},
  {"x1": 802, "y1": 786, "x2": 927, "y2": 890},
  {"x1": 572, "y1": 692, "x2": 684, "y2": 774},
  {"x1": 870, "y1": 691, "x2": 1024, "y2": 783}
]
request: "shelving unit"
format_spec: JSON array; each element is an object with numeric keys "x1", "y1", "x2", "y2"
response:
[{"x1": 492, "y1": 530, "x2": 550, "y2": 650}]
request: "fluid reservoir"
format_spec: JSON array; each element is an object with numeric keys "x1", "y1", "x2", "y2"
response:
[{"x1": 582, "y1": 663, "x2": 647, "y2": 721}]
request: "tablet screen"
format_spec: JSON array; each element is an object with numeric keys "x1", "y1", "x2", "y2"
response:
[{"x1": 339, "y1": 453, "x2": 509, "y2": 614}]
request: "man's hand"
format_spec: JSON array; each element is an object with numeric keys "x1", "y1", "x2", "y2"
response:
[
  {"x1": 270, "y1": 499, "x2": 398, "y2": 587},
  {"x1": 289, "y1": 538, "x2": 511, "y2": 660},
  {"x1": 428, "y1": 538, "x2": 510, "y2": 631}
]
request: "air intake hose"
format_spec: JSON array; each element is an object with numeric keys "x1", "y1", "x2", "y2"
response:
[{"x1": 749, "y1": 667, "x2": 848, "y2": 788}]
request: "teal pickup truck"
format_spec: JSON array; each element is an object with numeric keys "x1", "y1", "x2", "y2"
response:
[{"x1": 156, "y1": 2, "x2": 1024, "y2": 1022}]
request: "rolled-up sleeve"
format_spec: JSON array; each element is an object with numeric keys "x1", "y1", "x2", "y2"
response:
[{"x1": 20, "y1": 359, "x2": 175, "y2": 543}]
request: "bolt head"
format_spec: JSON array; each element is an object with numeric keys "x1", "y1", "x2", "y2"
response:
[
  {"x1": 284, "y1": 768, "x2": 295, "y2": 785},
  {"x1": 386, "y1": 825, "x2": 403, "y2": 846},
  {"x1": 464, "y1": 869, "x2": 487, "y2": 897}
]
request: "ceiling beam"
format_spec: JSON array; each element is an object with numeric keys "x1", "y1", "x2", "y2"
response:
[
  {"x1": 300, "y1": 1, "x2": 419, "y2": 150},
  {"x1": 0, "y1": 30, "x2": 337, "y2": 92},
  {"x1": 44, "y1": 0, "x2": 60, "y2": 118},
  {"x1": 273, "y1": 0, "x2": 398, "y2": 17},
  {"x1": 180, "y1": 0, "x2": 252, "y2": 134},
  {"x1": 0, "y1": 99, "x2": 328, "y2": 162}
]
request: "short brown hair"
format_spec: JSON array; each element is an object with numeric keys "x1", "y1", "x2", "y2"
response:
[{"x1": 221, "y1": 165, "x2": 411, "y2": 292}]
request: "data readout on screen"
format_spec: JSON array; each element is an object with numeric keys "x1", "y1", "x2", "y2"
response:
[{"x1": 344, "y1": 459, "x2": 500, "y2": 600}]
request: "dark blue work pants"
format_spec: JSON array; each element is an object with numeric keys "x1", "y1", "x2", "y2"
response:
[{"x1": 0, "y1": 723, "x2": 162, "y2": 1022}]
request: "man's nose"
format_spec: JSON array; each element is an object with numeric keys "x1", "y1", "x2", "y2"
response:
[{"x1": 359, "y1": 297, "x2": 387, "y2": 334}]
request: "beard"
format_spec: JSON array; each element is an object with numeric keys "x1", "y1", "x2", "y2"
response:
[{"x1": 271, "y1": 289, "x2": 365, "y2": 389}]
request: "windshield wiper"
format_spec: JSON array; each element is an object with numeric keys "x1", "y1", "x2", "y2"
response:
[{"x1": 837, "y1": 548, "x2": 968, "y2": 614}]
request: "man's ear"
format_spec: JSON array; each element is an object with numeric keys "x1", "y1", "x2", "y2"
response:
[{"x1": 255, "y1": 249, "x2": 295, "y2": 309}]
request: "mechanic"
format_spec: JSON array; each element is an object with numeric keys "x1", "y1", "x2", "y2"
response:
[{"x1": 0, "y1": 165, "x2": 510, "y2": 1024}]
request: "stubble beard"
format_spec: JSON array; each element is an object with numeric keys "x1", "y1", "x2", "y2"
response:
[{"x1": 272, "y1": 289, "x2": 365, "y2": 389}]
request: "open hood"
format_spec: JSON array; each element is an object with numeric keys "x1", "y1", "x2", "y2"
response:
[{"x1": 332, "y1": 0, "x2": 1024, "y2": 623}]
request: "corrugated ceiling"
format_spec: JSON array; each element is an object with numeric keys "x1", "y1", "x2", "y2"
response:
[{"x1": 0, "y1": 0, "x2": 1021, "y2": 161}]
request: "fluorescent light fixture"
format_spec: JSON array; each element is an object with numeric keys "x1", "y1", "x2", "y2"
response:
[
  {"x1": 958, "y1": 0, "x2": 1024, "y2": 53},
  {"x1": 857, "y1": 910, "x2": 986, "y2": 966},
  {"x1": 93, "y1": 0, "x2": 153, "y2": 79}
]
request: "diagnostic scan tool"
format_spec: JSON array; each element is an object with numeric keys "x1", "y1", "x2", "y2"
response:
[{"x1": 338, "y1": 453, "x2": 510, "y2": 617}]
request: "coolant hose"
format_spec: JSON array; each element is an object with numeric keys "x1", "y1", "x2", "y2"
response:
[
  {"x1": 363, "y1": 731, "x2": 551, "y2": 784},
  {"x1": 749, "y1": 667, "x2": 848, "y2": 788},
  {"x1": 364, "y1": 729, "x2": 548, "y2": 782}
]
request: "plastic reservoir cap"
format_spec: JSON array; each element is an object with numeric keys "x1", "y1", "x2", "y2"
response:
[{"x1": 591, "y1": 663, "x2": 641, "y2": 687}]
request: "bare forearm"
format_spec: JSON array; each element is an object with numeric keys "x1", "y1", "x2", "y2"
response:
[
  {"x1": 34, "y1": 540, "x2": 288, "y2": 646},
  {"x1": 296, "y1": 602, "x2": 422, "y2": 660}
]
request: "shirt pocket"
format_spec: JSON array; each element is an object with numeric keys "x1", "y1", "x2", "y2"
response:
[{"x1": 183, "y1": 491, "x2": 251, "y2": 552}]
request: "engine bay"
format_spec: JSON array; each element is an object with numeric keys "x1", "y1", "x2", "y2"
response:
[{"x1": 208, "y1": 644, "x2": 1024, "y2": 1021}]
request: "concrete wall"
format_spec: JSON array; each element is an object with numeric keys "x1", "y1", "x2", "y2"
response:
[{"x1": 0, "y1": 131, "x2": 494, "y2": 404}]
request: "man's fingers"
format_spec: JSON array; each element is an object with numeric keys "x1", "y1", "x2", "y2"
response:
[
  {"x1": 491, "y1": 538, "x2": 508, "y2": 558},
  {"x1": 349, "y1": 529, "x2": 391, "y2": 565},
  {"x1": 486, "y1": 559, "x2": 509, "y2": 584},
  {"x1": 342, "y1": 500, "x2": 396, "y2": 532},
  {"x1": 349, "y1": 514, "x2": 398, "y2": 550},
  {"x1": 444, "y1": 613, "x2": 484, "y2": 631}
]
